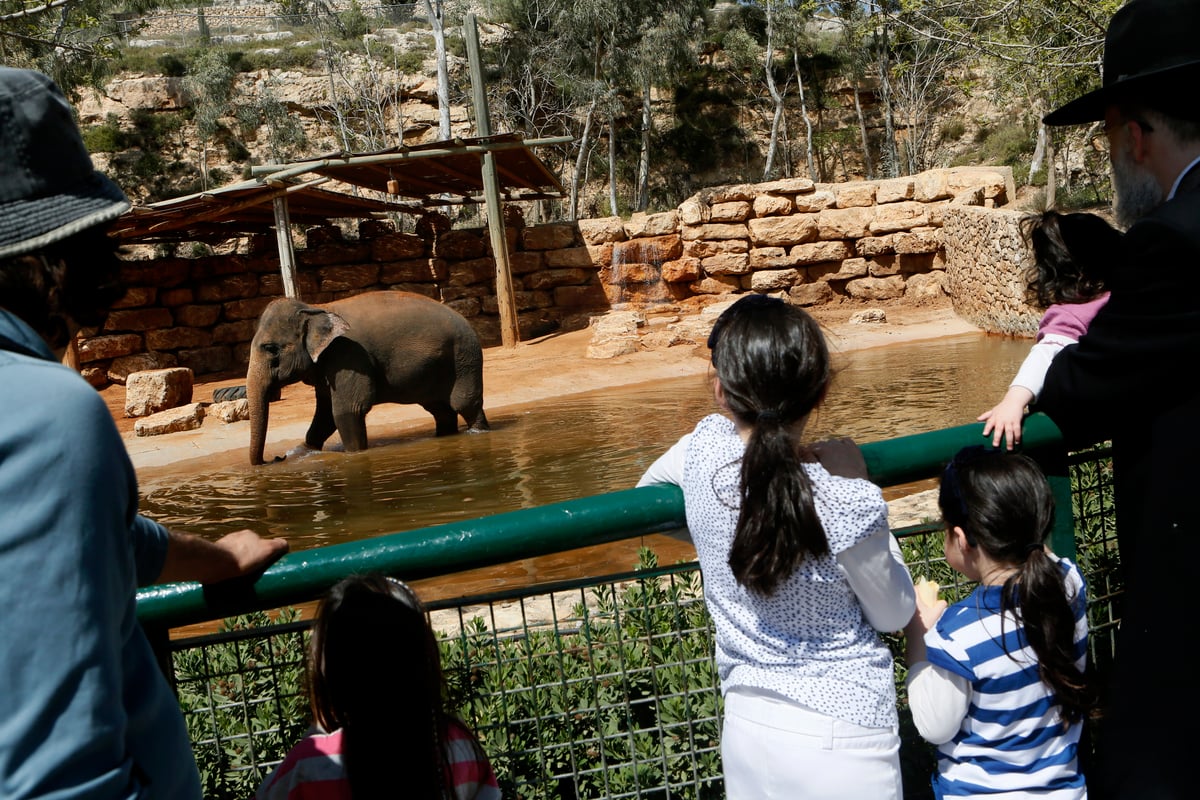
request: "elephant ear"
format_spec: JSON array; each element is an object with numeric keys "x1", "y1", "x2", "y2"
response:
[{"x1": 302, "y1": 308, "x2": 351, "y2": 361}]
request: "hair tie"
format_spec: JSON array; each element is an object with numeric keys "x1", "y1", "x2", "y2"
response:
[
  {"x1": 757, "y1": 409, "x2": 781, "y2": 424},
  {"x1": 1024, "y1": 542, "x2": 1043, "y2": 558}
]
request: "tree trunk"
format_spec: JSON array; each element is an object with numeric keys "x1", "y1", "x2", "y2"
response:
[
  {"x1": 876, "y1": 34, "x2": 899, "y2": 177},
  {"x1": 636, "y1": 74, "x2": 652, "y2": 211},
  {"x1": 424, "y1": 0, "x2": 451, "y2": 140},
  {"x1": 794, "y1": 51, "x2": 817, "y2": 181},
  {"x1": 570, "y1": 99, "x2": 596, "y2": 220},
  {"x1": 854, "y1": 87, "x2": 873, "y2": 179},
  {"x1": 763, "y1": 7, "x2": 784, "y2": 180},
  {"x1": 1046, "y1": 133, "x2": 1058, "y2": 209},
  {"x1": 608, "y1": 110, "x2": 619, "y2": 216}
]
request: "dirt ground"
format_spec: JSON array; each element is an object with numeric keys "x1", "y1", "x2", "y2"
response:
[{"x1": 101, "y1": 297, "x2": 978, "y2": 473}]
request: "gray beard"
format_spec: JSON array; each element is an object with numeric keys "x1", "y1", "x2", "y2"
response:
[{"x1": 1112, "y1": 144, "x2": 1165, "y2": 227}]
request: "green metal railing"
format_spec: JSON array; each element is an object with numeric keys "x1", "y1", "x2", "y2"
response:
[{"x1": 140, "y1": 415, "x2": 1121, "y2": 799}]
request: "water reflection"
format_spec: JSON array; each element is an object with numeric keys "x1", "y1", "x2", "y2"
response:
[{"x1": 138, "y1": 332, "x2": 1029, "y2": 551}]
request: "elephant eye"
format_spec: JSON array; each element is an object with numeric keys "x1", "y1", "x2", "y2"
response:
[{"x1": 261, "y1": 343, "x2": 280, "y2": 356}]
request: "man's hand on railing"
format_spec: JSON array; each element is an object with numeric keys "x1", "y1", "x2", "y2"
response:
[{"x1": 156, "y1": 529, "x2": 289, "y2": 585}]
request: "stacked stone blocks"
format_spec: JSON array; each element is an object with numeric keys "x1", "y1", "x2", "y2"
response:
[{"x1": 75, "y1": 166, "x2": 1013, "y2": 387}]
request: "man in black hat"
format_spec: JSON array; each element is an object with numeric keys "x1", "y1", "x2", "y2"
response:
[
  {"x1": 1039, "y1": 1, "x2": 1200, "y2": 798},
  {"x1": 0, "y1": 67, "x2": 287, "y2": 798}
]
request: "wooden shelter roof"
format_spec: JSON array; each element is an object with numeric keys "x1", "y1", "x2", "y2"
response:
[{"x1": 110, "y1": 134, "x2": 567, "y2": 245}]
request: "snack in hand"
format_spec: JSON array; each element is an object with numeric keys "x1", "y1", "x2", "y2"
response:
[{"x1": 915, "y1": 575, "x2": 941, "y2": 606}]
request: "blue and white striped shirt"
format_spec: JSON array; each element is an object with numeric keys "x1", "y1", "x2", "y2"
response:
[{"x1": 923, "y1": 556, "x2": 1088, "y2": 799}]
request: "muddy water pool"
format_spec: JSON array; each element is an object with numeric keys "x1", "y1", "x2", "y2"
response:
[{"x1": 138, "y1": 332, "x2": 1030, "y2": 558}]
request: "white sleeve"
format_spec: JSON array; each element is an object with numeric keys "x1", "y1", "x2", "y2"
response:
[
  {"x1": 837, "y1": 529, "x2": 916, "y2": 633},
  {"x1": 1010, "y1": 334, "x2": 1076, "y2": 400},
  {"x1": 905, "y1": 661, "x2": 972, "y2": 745},
  {"x1": 636, "y1": 433, "x2": 691, "y2": 487}
]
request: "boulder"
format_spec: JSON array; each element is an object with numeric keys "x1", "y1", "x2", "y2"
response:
[{"x1": 125, "y1": 368, "x2": 194, "y2": 418}]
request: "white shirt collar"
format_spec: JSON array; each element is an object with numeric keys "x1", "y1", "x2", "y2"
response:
[{"x1": 1167, "y1": 153, "x2": 1200, "y2": 200}]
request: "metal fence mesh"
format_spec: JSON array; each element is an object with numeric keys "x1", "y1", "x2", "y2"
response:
[{"x1": 166, "y1": 450, "x2": 1121, "y2": 799}]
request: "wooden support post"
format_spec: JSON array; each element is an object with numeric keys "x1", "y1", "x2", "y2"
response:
[
  {"x1": 464, "y1": 13, "x2": 519, "y2": 348},
  {"x1": 273, "y1": 196, "x2": 299, "y2": 299}
]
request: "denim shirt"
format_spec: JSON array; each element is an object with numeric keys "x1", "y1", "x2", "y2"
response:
[{"x1": 0, "y1": 308, "x2": 199, "y2": 798}]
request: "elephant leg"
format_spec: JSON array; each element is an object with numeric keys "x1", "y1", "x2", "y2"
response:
[
  {"x1": 461, "y1": 405, "x2": 490, "y2": 433},
  {"x1": 451, "y1": 384, "x2": 489, "y2": 433},
  {"x1": 334, "y1": 410, "x2": 369, "y2": 452},
  {"x1": 305, "y1": 383, "x2": 337, "y2": 450},
  {"x1": 423, "y1": 402, "x2": 460, "y2": 436}
]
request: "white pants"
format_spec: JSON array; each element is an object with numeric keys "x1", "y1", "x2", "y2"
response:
[{"x1": 722, "y1": 688, "x2": 902, "y2": 800}]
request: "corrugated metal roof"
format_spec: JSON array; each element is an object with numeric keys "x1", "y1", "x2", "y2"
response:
[{"x1": 111, "y1": 134, "x2": 567, "y2": 244}]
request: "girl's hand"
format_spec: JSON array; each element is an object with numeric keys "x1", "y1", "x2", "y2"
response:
[
  {"x1": 978, "y1": 386, "x2": 1036, "y2": 450},
  {"x1": 906, "y1": 589, "x2": 949, "y2": 639},
  {"x1": 809, "y1": 437, "x2": 868, "y2": 479}
]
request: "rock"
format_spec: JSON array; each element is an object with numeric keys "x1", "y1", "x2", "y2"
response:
[
  {"x1": 209, "y1": 398, "x2": 250, "y2": 423},
  {"x1": 586, "y1": 311, "x2": 644, "y2": 359},
  {"x1": 849, "y1": 308, "x2": 888, "y2": 325},
  {"x1": 134, "y1": 403, "x2": 205, "y2": 436},
  {"x1": 125, "y1": 367, "x2": 194, "y2": 417}
]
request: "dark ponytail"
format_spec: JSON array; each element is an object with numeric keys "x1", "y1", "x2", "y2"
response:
[
  {"x1": 709, "y1": 295, "x2": 831, "y2": 596},
  {"x1": 939, "y1": 448, "x2": 1095, "y2": 723},
  {"x1": 309, "y1": 575, "x2": 459, "y2": 799}
]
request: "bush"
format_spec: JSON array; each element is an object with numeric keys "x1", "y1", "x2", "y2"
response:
[
  {"x1": 82, "y1": 114, "x2": 125, "y2": 153},
  {"x1": 938, "y1": 117, "x2": 967, "y2": 143}
]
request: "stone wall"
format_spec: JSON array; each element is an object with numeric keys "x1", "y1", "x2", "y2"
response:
[
  {"x1": 942, "y1": 205, "x2": 1039, "y2": 336},
  {"x1": 75, "y1": 165, "x2": 1018, "y2": 388}
]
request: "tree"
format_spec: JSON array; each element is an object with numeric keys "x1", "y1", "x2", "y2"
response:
[
  {"x1": 421, "y1": 0, "x2": 452, "y2": 140},
  {"x1": 0, "y1": 0, "x2": 165, "y2": 95},
  {"x1": 185, "y1": 49, "x2": 237, "y2": 190}
]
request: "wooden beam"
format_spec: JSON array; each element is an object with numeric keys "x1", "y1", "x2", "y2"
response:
[
  {"x1": 273, "y1": 196, "x2": 299, "y2": 299},
  {"x1": 465, "y1": 13, "x2": 519, "y2": 349}
]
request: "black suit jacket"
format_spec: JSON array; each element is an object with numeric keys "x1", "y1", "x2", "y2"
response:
[{"x1": 1036, "y1": 166, "x2": 1200, "y2": 791}]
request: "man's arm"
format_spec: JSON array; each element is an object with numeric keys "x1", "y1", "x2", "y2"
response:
[{"x1": 157, "y1": 529, "x2": 289, "y2": 585}]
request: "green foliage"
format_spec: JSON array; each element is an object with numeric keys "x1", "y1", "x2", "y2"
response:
[
  {"x1": 340, "y1": 0, "x2": 371, "y2": 39},
  {"x1": 175, "y1": 608, "x2": 308, "y2": 800},
  {"x1": 393, "y1": 49, "x2": 426, "y2": 75},
  {"x1": 443, "y1": 548, "x2": 724, "y2": 798},
  {"x1": 82, "y1": 113, "x2": 126, "y2": 153}
]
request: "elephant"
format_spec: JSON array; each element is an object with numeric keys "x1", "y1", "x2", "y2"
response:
[{"x1": 247, "y1": 291, "x2": 489, "y2": 465}]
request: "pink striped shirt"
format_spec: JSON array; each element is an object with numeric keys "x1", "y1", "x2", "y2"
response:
[{"x1": 256, "y1": 718, "x2": 501, "y2": 800}]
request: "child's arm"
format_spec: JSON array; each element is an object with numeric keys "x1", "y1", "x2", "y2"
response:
[
  {"x1": 978, "y1": 386, "x2": 1035, "y2": 450},
  {"x1": 979, "y1": 334, "x2": 1075, "y2": 450},
  {"x1": 838, "y1": 530, "x2": 916, "y2": 633},
  {"x1": 904, "y1": 591, "x2": 970, "y2": 744},
  {"x1": 818, "y1": 438, "x2": 916, "y2": 631},
  {"x1": 636, "y1": 433, "x2": 692, "y2": 487},
  {"x1": 906, "y1": 662, "x2": 971, "y2": 745}
]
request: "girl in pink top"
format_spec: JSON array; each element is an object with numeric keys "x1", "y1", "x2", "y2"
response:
[
  {"x1": 979, "y1": 211, "x2": 1120, "y2": 449},
  {"x1": 256, "y1": 575, "x2": 501, "y2": 800}
]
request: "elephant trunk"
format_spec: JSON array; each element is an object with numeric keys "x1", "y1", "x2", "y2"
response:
[{"x1": 247, "y1": 359, "x2": 272, "y2": 466}]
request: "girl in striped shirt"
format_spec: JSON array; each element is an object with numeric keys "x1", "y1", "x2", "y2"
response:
[
  {"x1": 904, "y1": 447, "x2": 1094, "y2": 799},
  {"x1": 257, "y1": 575, "x2": 501, "y2": 800}
]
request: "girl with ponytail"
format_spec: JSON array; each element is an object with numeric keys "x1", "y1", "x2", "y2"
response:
[
  {"x1": 905, "y1": 446, "x2": 1093, "y2": 799},
  {"x1": 638, "y1": 294, "x2": 916, "y2": 799}
]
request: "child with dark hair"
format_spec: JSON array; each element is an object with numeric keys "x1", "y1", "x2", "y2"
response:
[
  {"x1": 905, "y1": 446, "x2": 1092, "y2": 799},
  {"x1": 256, "y1": 575, "x2": 501, "y2": 800},
  {"x1": 638, "y1": 294, "x2": 915, "y2": 799},
  {"x1": 979, "y1": 210, "x2": 1119, "y2": 449}
]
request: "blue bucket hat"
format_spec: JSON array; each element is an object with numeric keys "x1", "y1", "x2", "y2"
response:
[{"x1": 0, "y1": 67, "x2": 130, "y2": 260}]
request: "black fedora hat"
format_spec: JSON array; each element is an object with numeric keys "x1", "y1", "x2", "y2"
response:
[{"x1": 1045, "y1": 0, "x2": 1200, "y2": 126}]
